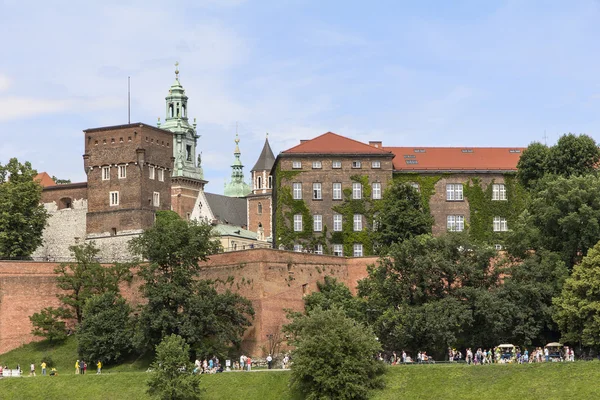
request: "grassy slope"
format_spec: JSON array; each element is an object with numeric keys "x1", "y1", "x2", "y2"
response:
[{"x1": 2, "y1": 362, "x2": 600, "y2": 399}]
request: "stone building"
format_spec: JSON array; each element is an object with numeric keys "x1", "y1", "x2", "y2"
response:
[{"x1": 247, "y1": 136, "x2": 276, "y2": 242}]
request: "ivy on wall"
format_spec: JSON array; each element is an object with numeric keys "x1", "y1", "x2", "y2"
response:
[
  {"x1": 392, "y1": 173, "x2": 444, "y2": 214},
  {"x1": 274, "y1": 166, "x2": 312, "y2": 249}
]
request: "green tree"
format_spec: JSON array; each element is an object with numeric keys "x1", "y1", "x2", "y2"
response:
[
  {"x1": 553, "y1": 240, "x2": 600, "y2": 349},
  {"x1": 516, "y1": 142, "x2": 550, "y2": 189},
  {"x1": 51, "y1": 175, "x2": 71, "y2": 184},
  {"x1": 0, "y1": 158, "x2": 49, "y2": 258},
  {"x1": 147, "y1": 334, "x2": 202, "y2": 400},
  {"x1": 546, "y1": 133, "x2": 599, "y2": 178},
  {"x1": 130, "y1": 211, "x2": 254, "y2": 355},
  {"x1": 303, "y1": 276, "x2": 365, "y2": 323},
  {"x1": 29, "y1": 307, "x2": 71, "y2": 342},
  {"x1": 373, "y1": 181, "x2": 433, "y2": 252},
  {"x1": 285, "y1": 307, "x2": 385, "y2": 400},
  {"x1": 77, "y1": 292, "x2": 134, "y2": 364}
]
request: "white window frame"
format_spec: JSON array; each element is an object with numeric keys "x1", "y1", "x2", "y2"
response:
[
  {"x1": 293, "y1": 214, "x2": 303, "y2": 232},
  {"x1": 493, "y1": 217, "x2": 508, "y2": 232},
  {"x1": 313, "y1": 215, "x2": 322, "y2": 232},
  {"x1": 352, "y1": 182, "x2": 362, "y2": 199},
  {"x1": 492, "y1": 184, "x2": 507, "y2": 201},
  {"x1": 294, "y1": 244, "x2": 303, "y2": 252},
  {"x1": 446, "y1": 184, "x2": 463, "y2": 201},
  {"x1": 373, "y1": 213, "x2": 380, "y2": 231},
  {"x1": 158, "y1": 169, "x2": 164, "y2": 182},
  {"x1": 102, "y1": 166, "x2": 110, "y2": 181},
  {"x1": 153, "y1": 192, "x2": 160, "y2": 207},
  {"x1": 447, "y1": 215, "x2": 464, "y2": 232},
  {"x1": 353, "y1": 243, "x2": 363, "y2": 257},
  {"x1": 313, "y1": 183, "x2": 322, "y2": 200},
  {"x1": 149, "y1": 166, "x2": 155, "y2": 180},
  {"x1": 315, "y1": 244, "x2": 323, "y2": 255},
  {"x1": 372, "y1": 182, "x2": 381, "y2": 199},
  {"x1": 118, "y1": 165, "x2": 126, "y2": 179},
  {"x1": 353, "y1": 214, "x2": 363, "y2": 231},
  {"x1": 312, "y1": 161, "x2": 322, "y2": 169},
  {"x1": 293, "y1": 183, "x2": 302, "y2": 200},
  {"x1": 333, "y1": 244, "x2": 343, "y2": 257},
  {"x1": 332, "y1": 160, "x2": 342, "y2": 169},
  {"x1": 410, "y1": 182, "x2": 420, "y2": 192},
  {"x1": 352, "y1": 160, "x2": 361, "y2": 169},
  {"x1": 109, "y1": 191, "x2": 119, "y2": 206},
  {"x1": 371, "y1": 160, "x2": 381, "y2": 169},
  {"x1": 333, "y1": 182, "x2": 342, "y2": 200},
  {"x1": 333, "y1": 214, "x2": 342, "y2": 232},
  {"x1": 292, "y1": 161, "x2": 302, "y2": 169}
]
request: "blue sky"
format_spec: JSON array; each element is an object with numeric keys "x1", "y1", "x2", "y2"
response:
[{"x1": 2, "y1": 0, "x2": 600, "y2": 192}]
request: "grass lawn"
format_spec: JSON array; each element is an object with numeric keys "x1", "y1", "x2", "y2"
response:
[{"x1": 1, "y1": 362, "x2": 600, "y2": 399}]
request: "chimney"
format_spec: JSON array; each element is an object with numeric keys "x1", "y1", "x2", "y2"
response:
[
  {"x1": 300, "y1": 140, "x2": 309, "y2": 144},
  {"x1": 369, "y1": 141, "x2": 382, "y2": 148}
]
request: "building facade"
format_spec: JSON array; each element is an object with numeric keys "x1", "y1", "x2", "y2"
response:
[{"x1": 247, "y1": 136, "x2": 276, "y2": 242}]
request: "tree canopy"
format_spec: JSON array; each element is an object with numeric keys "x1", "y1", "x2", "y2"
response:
[{"x1": 302, "y1": 276, "x2": 365, "y2": 323}]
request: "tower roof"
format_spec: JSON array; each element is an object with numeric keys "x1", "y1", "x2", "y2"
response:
[{"x1": 251, "y1": 137, "x2": 276, "y2": 172}]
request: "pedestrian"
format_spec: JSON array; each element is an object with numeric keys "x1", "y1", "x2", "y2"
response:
[
  {"x1": 240, "y1": 354, "x2": 245, "y2": 371},
  {"x1": 247, "y1": 356, "x2": 252, "y2": 371},
  {"x1": 84, "y1": 361, "x2": 87, "y2": 374},
  {"x1": 96, "y1": 360, "x2": 102, "y2": 374},
  {"x1": 80, "y1": 360, "x2": 85, "y2": 375},
  {"x1": 75, "y1": 360, "x2": 80, "y2": 374},
  {"x1": 267, "y1": 354, "x2": 273, "y2": 369},
  {"x1": 41, "y1": 360, "x2": 47, "y2": 376},
  {"x1": 30, "y1": 362, "x2": 36, "y2": 376}
]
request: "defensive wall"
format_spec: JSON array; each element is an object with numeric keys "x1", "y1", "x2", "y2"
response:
[{"x1": 0, "y1": 249, "x2": 377, "y2": 356}]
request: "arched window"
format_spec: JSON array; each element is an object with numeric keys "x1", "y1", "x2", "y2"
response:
[
  {"x1": 257, "y1": 176, "x2": 262, "y2": 189},
  {"x1": 182, "y1": 105, "x2": 186, "y2": 117},
  {"x1": 59, "y1": 197, "x2": 72, "y2": 210},
  {"x1": 258, "y1": 202, "x2": 263, "y2": 215},
  {"x1": 169, "y1": 104, "x2": 174, "y2": 118}
]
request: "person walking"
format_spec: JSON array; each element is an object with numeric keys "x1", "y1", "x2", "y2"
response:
[
  {"x1": 80, "y1": 360, "x2": 85, "y2": 375},
  {"x1": 96, "y1": 360, "x2": 102, "y2": 374},
  {"x1": 30, "y1": 363, "x2": 36, "y2": 376},
  {"x1": 246, "y1": 356, "x2": 252, "y2": 371},
  {"x1": 41, "y1": 361, "x2": 47, "y2": 376},
  {"x1": 75, "y1": 360, "x2": 80, "y2": 374},
  {"x1": 266, "y1": 354, "x2": 273, "y2": 369}
]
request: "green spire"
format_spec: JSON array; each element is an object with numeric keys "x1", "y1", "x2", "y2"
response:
[{"x1": 224, "y1": 134, "x2": 252, "y2": 198}]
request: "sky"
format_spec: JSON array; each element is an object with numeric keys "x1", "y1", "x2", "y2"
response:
[{"x1": 2, "y1": 0, "x2": 600, "y2": 193}]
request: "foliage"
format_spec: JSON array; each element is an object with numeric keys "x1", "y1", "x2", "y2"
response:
[
  {"x1": 77, "y1": 292, "x2": 134, "y2": 365},
  {"x1": 391, "y1": 173, "x2": 443, "y2": 214},
  {"x1": 51, "y1": 175, "x2": 71, "y2": 184},
  {"x1": 274, "y1": 167, "x2": 307, "y2": 249},
  {"x1": 285, "y1": 307, "x2": 385, "y2": 400},
  {"x1": 303, "y1": 276, "x2": 366, "y2": 323},
  {"x1": 29, "y1": 307, "x2": 71, "y2": 342},
  {"x1": 553, "y1": 240, "x2": 600, "y2": 349},
  {"x1": 147, "y1": 334, "x2": 203, "y2": 400},
  {"x1": 0, "y1": 157, "x2": 49, "y2": 258},
  {"x1": 373, "y1": 180, "x2": 433, "y2": 252},
  {"x1": 516, "y1": 142, "x2": 549, "y2": 189},
  {"x1": 54, "y1": 242, "x2": 133, "y2": 323},
  {"x1": 130, "y1": 211, "x2": 253, "y2": 355}
]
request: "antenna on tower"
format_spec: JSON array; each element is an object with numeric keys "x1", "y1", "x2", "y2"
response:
[
  {"x1": 543, "y1": 129, "x2": 548, "y2": 145},
  {"x1": 128, "y1": 76, "x2": 131, "y2": 124}
]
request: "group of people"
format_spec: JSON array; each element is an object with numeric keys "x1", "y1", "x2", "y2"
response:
[
  {"x1": 457, "y1": 346, "x2": 576, "y2": 364},
  {"x1": 388, "y1": 351, "x2": 433, "y2": 364},
  {"x1": 193, "y1": 356, "x2": 223, "y2": 374},
  {"x1": 75, "y1": 359, "x2": 102, "y2": 374},
  {"x1": 0, "y1": 361, "x2": 57, "y2": 377}
]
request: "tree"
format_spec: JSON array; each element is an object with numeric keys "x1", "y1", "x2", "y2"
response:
[
  {"x1": 55, "y1": 242, "x2": 133, "y2": 323},
  {"x1": 130, "y1": 211, "x2": 254, "y2": 354},
  {"x1": 77, "y1": 292, "x2": 134, "y2": 364},
  {"x1": 553, "y1": 240, "x2": 600, "y2": 349},
  {"x1": 147, "y1": 334, "x2": 202, "y2": 400},
  {"x1": 0, "y1": 158, "x2": 49, "y2": 258},
  {"x1": 373, "y1": 181, "x2": 433, "y2": 252},
  {"x1": 516, "y1": 142, "x2": 550, "y2": 189},
  {"x1": 51, "y1": 175, "x2": 71, "y2": 184},
  {"x1": 285, "y1": 308, "x2": 384, "y2": 400},
  {"x1": 29, "y1": 307, "x2": 71, "y2": 342},
  {"x1": 303, "y1": 276, "x2": 365, "y2": 323}
]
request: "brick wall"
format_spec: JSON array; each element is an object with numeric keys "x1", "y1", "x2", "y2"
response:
[{"x1": 247, "y1": 194, "x2": 272, "y2": 239}]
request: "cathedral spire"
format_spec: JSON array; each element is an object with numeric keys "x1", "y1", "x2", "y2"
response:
[{"x1": 224, "y1": 134, "x2": 251, "y2": 198}]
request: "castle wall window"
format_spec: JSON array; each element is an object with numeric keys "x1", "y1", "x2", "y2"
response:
[
  {"x1": 293, "y1": 214, "x2": 303, "y2": 232},
  {"x1": 315, "y1": 244, "x2": 323, "y2": 255},
  {"x1": 332, "y1": 160, "x2": 342, "y2": 169},
  {"x1": 109, "y1": 191, "x2": 119, "y2": 206},
  {"x1": 149, "y1": 166, "x2": 155, "y2": 180},
  {"x1": 292, "y1": 161, "x2": 302, "y2": 169},
  {"x1": 153, "y1": 192, "x2": 160, "y2": 207},
  {"x1": 333, "y1": 244, "x2": 343, "y2": 257},
  {"x1": 372, "y1": 160, "x2": 381, "y2": 169},
  {"x1": 352, "y1": 160, "x2": 362, "y2": 169},
  {"x1": 492, "y1": 184, "x2": 507, "y2": 201},
  {"x1": 313, "y1": 215, "x2": 322, "y2": 232},
  {"x1": 293, "y1": 183, "x2": 302, "y2": 200},
  {"x1": 493, "y1": 217, "x2": 508, "y2": 232},
  {"x1": 312, "y1": 161, "x2": 322, "y2": 169},
  {"x1": 102, "y1": 166, "x2": 110, "y2": 181},
  {"x1": 268, "y1": 176, "x2": 272, "y2": 189},
  {"x1": 158, "y1": 169, "x2": 164, "y2": 182},
  {"x1": 258, "y1": 202, "x2": 263, "y2": 215},
  {"x1": 446, "y1": 184, "x2": 463, "y2": 201},
  {"x1": 59, "y1": 197, "x2": 72, "y2": 210},
  {"x1": 333, "y1": 214, "x2": 342, "y2": 231},
  {"x1": 353, "y1": 243, "x2": 363, "y2": 257},
  {"x1": 353, "y1": 214, "x2": 363, "y2": 231},
  {"x1": 372, "y1": 182, "x2": 381, "y2": 199},
  {"x1": 118, "y1": 165, "x2": 127, "y2": 179},
  {"x1": 352, "y1": 182, "x2": 362, "y2": 199},
  {"x1": 447, "y1": 215, "x2": 464, "y2": 232},
  {"x1": 313, "y1": 183, "x2": 322, "y2": 200},
  {"x1": 333, "y1": 183, "x2": 342, "y2": 200}
]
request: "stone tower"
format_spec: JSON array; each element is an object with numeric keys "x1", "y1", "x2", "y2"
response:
[
  {"x1": 247, "y1": 135, "x2": 275, "y2": 241},
  {"x1": 223, "y1": 134, "x2": 252, "y2": 198},
  {"x1": 159, "y1": 63, "x2": 207, "y2": 219}
]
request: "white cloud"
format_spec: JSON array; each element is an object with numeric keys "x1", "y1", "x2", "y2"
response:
[{"x1": 0, "y1": 74, "x2": 10, "y2": 92}]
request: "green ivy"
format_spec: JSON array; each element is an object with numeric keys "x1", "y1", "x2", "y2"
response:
[
  {"x1": 392, "y1": 173, "x2": 444, "y2": 213},
  {"x1": 274, "y1": 165, "x2": 312, "y2": 249}
]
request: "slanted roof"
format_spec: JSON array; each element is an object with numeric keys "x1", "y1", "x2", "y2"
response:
[
  {"x1": 35, "y1": 172, "x2": 56, "y2": 187},
  {"x1": 384, "y1": 147, "x2": 524, "y2": 172},
  {"x1": 282, "y1": 132, "x2": 392, "y2": 155},
  {"x1": 213, "y1": 224, "x2": 257, "y2": 240},
  {"x1": 205, "y1": 193, "x2": 247, "y2": 227},
  {"x1": 252, "y1": 138, "x2": 276, "y2": 172}
]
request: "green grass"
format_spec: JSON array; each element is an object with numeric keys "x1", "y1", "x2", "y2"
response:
[{"x1": 1, "y1": 362, "x2": 600, "y2": 399}]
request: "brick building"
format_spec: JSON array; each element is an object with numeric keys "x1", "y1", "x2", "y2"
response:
[{"x1": 247, "y1": 136, "x2": 276, "y2": 242}]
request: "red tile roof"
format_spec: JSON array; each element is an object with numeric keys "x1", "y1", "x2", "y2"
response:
[
  {"x1": 384, "y1": 147, "x2": 524, "y2": 171},
  {"x1": 34, "y1": 172, "x2": 56, "y2": 187},
  {"x1": 282, "y1": 132, "x2": 392, "y2": 155}
]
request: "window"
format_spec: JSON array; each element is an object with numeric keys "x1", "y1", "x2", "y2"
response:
[
  {"x1": 332, "y1": 160, "x2": 342, "y2": 169},
  {"x1": 446, "y1": 184, "x2": 463, "y2": 201},
  {"x1": 186, "y1": 145, "x2": 192, "y2": 161},
  {"x1": 149, "y1": 166, "x2": 155, "y2": 180},
  {"x1": 333, "y1": 183, "x2": 342, "y2": 200},
  {"x1": 493, "y1": 217, "x2": 508, "y2": 232},
  {"x1": 352, "y1": 182, "x2": 362, "y2": 199},
  {"x1": 293, "y1": 183, "x2": 302, "y2": 200},
  {"x1": 102, "y1": 166, "x2": 110, "y2": 181},
  {"x1": 293, "y1": 214, "x2": 303, "y2": 232},
  {"x1": 292, "y1": 161, "x2": 302, "y2": 169},
  {"x1": 372, "y1": 182, "x2": 381, "y2": 199},
  {"x1": 353, "y1": 214, "x2": 363, "y2": 231},
  {"x1": 294, "y1": 244, "x2": 303, "y2": 252},
  {"x1": 447, "y1": 215, "x2": 464, "y2": 232},
  {"x1": 257, "y1": 176, "x2": 262, "y2": 189},
  {"x1": 153, "y1": 192, "x2": 160, "y2": 207},
  {"x1": 312, "y1": 161, "x2": 322, "y2": 169},
  {"x1": 492, "y1": 184, "x2": 507, "y2": 201},
  {"x1": 313, "y1": 215, "x2": 322, "y2": 232},
  {"x1": 333, "y1": 244, "x2": 343, "y2": 257},
  {"x1": 495, "y1": 244, "x2": 503, "y2": 251},
  {"x1": 352, "y1": 160, "x2": 361, "y2": 169},
  {"x1": 109, "y1": 191, "x2": 119, "y2": 206},
  {"x1": 111, "y1": 228, "x2": 117, "y2": 236},
  {"x1": 158, "y1": 169, "x2": 164, "y2": 182},
  {"x1": 353, "y1": 244, "x2": 363, "y2": 257},
  {"x1": 372, "y1": 160, "x2": 381, "y2": 169},
  {"x1": 333, "y1": 214, "x2": 342, "y2": 231},
  {"x1": 313, "y1": 183, "x2": 322, "y2": 200},
  {"x1": 118, "y1": 165, "x2": 127, "y2": 179},
  {"x1": 268, "y1": 176, "x2": 272, "y2": 188},
  {"x1": 315, "y1": 244, "x2": 323, "y2": 255},
  {"x1": 410, "y1": 182, "x2": 420, "y2": 192},
  {"x1": 257, "y1": 202, "x2": 263, "y2": 215},
  {"x1": 373, "y1": 213, "x2": 380, "y2": 231}
]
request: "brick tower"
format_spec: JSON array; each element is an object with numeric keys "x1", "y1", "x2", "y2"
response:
[{"x1": 247, "y1": 135, "x2": 275, "y2": 241}]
